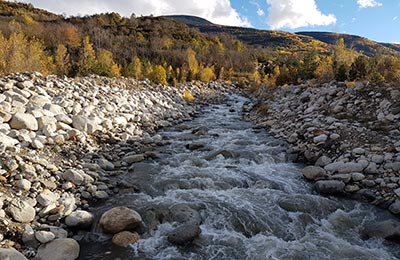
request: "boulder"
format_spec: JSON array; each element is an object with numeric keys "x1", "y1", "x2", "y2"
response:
[
  {"x1": 65, "y1": 210, "x2": 94, "y2": 228},
  {"x1": 167, "y1": 223, "x2": 201, "y2": 245},
  {"x1": 0, "y1": 248, "x2": 28, "y2": 260},
  {"x1": 360, "y1": 220, "x2": 400, "y2": 240},
  {"x1": 389, "y1": 200, "x2": 400, "y2": 215},
  {"x1": 0, "y1": 132, "x2": 19, "y2": 149},
  {"x1": 313, "y1": 134, "x2": 328, "y2": 143},
  {"x1": 301, "y1": 166, "x2": 328, "y2": 181},
  {"x1": 122, "y1": 154, "x2": 145, "y2": 164},
  {"x1": 35, "y1": 230, "x2": 55, "y2": 244},
  {"x1": 314, "y1": 180, "x2": 345, "y2": 195},
  {"x1": 9, "y1": 112, "x2": 38, "y2": 130},
  {"x1": 37, "y1": 189, "x2": 60, "y2": 207},
  {"x1": 112, "y1": 231, "x2": 140, "y2": 247},
  {"x1": 99, "y1": 207, "x2": 142, "y2": 234},
  {"x1": 34, "y1": 238, "x2": 79, "y2": 260},
  {"x1": 169, "y1": 204, "x2": 201, "y2": 225},
  {"x1": 61, "y1": 169, "x2": 84, "y2": 185},
  {"x1": 7, "y1": 199, "x2": 36, "y2": 223}
]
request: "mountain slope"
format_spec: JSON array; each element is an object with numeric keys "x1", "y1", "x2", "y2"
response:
[{"x1": 165, "y1": 15, "x2": 400, "y2": 57}]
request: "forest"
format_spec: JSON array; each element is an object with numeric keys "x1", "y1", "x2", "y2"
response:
[{"x1": 0, "y1": 1, "x2": 400, "y2": 87}]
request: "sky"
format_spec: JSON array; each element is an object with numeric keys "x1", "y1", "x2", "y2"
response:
[{"x1": 17, "y1": 0, "x2": 400, "y2": 43}]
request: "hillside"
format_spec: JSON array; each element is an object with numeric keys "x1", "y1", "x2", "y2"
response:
[{"x1": 165, "y1": 15, "x2": 400, "y2": 57}]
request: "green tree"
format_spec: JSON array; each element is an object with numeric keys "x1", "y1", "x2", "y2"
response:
[
  {"x1": 93, "y1": 48, "x2": 120, "y2": 77},
  {"x1": 349, "y1": 55, "x2": 369, "y2": 81}
]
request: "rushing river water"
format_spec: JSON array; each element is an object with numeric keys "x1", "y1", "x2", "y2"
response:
[{"x1": 80, "y1": 95, "x2": 400, "y2": 260}]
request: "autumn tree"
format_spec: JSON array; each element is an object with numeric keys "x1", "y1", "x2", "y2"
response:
[
  {"x1": 148, "y1": 65, "x2": 167, "y2": 85},
  {"x1": 54, "y1": 44, "x2": 70, "y2": 76},
  {"x1": 199, "y1": 66, "x2": 216, "y2": 82},
  {"x1": 77, "y1": 36, "x2": 96, "y2": 75},
  {"x1": 93, "y1": 48, "x2": 120, "y2": 77},
  {"x1": 124, "y1": 56, "x2": 142, "y2": 79},
  {"x1": 186, "y1": 48, "x2": 199, "y2": 81}
]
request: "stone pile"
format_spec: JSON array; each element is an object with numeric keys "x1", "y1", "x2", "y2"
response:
[
  {"x1": 247, "y1": 81, "x2": 400, "y2": 213},
  {"x1": 0, "y1": 72, "x2": 233, "y2": 259}
]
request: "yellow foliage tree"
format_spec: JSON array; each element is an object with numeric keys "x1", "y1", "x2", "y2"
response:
[
  {"x1": 93, "y1": 48, "x2": 120, "y2": 77},
  {"x1": 77, "y1": 36, "x2": 96, "y2": 75},
  {"x1": 314, "y1": 56, "x2": 334, "y2": 83},
  {"x1": 186, "y1": 48, "x2": 199, "y2": 80},
  {"x1": 199, "y1": 66, "x2": 216, "y2": 82},
  {"x1": 54, "y1": 44, "x2": 70, "y2": 76},
  {"x1": 0, "y1": 32, "x2": 51, "y2": 76},
  {"x1": 149, "y1": 65, "x2": 167, "y2": 85}
]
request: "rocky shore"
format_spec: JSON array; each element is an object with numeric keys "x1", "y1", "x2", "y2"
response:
[
  {"x1": 0, "y1": 72, "x2": 233, "y2": 259},
  {"x1": 246, "y1": 81, "x2": 400, "y2": 214}
]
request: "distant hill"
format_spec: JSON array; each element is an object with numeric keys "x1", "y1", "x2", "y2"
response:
[{"x1": 165, "y1": 15, "x2": 400, "y2": 57}]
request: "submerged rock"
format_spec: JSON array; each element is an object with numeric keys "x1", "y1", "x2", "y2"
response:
[
  {"x1": 167, "y1": 223, "x2": 201, "y2": 246},
  {"x1": 314, "y1": 180, "x2": 345, "y2": 195},
  {"x1": 112, "y1": 231, "x2": 140, "y2": 247}
]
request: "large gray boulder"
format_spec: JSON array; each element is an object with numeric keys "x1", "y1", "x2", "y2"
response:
[
  {"x1": 9, "y1": 112, "x2": 38, "y2": 130},
  {"x1": 99, "y1": 207, "x2": 142, "y2": 234},
  {"x1": 0, "y1": 248, "x2": 28, "y2": 260},
  {"x1": 65, "y1": 210, "x2": 94, "y2": 228},
  {"x1": 301, "y1": 166, "x2": 328, "y2": 181},
  {"x1": 7, "y1": 199, "x2": 36, "y2": 223},
  {"x1": 112, "y1": 231, "x2": 140, "y2": 247},
  {"x1": 34, "y1": 238, "x2": 79, "y2": 260}
]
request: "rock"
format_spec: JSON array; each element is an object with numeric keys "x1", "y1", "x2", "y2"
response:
[
  {"x1": 99, "y1": 206, "x2": 142, "y2": 234},
  {"x1": 315, "y1": 156, "x2": 332, "y2": 167},
  {"x1": 61, "y1": 169, "x2": 84, "y2": 185},
  {"x1": 94, "y1": 191, "x2": 109, "y2": 199},
  {"x1": 7, "y1": 199, "x2": 36, "y2": 223},
  {"x1": 122, "y1": 154, "x2": 145, "y2": 164},
  {"x1": 186, "y1": 142, "x2": 205, "y2": 150},
  {"x1": 314, "y1": 180, "x2": 345, "y2": 195},
  {"x1": 351, "y1": 172, "x2": 365, "y2": 182},
  {"x1": 37, "y1": 189, "x2": 60, "y2": 207},
  {"x1": 352, "y1": 148, "x2": 366, "y2": 155},
  {"x1": 167, "y1": 223, "x2": 201, "y2": 245},
  {"x1": 96, "y1": 158, "x2": 114, "y2": 171},
  {"x1": 388, "y1": 200, "x2": 400, "y2": 215},
  {"x1": 361, "y1": 220, "x2": 400, "y2": 240},
  {"x1": 371, "y1": 155, "x2": 384, "y2": 164},
  {"x1": 169, "y1": 204, "x2": 201, "y2": 225},
  {"x1": 394, "y1": 188, "x2": 400, "y2": 197},
  {"x1": 0, "y1": 132, "x2": 19, "y2": 151},
  {"x1": 34, "y1": 238, "x2": 80, "y2": 260},
  {"x1": 313, "y1": 134, "x2": 328, "y2": 143},
  {"x1": 65, "y1": 210, "x2": 94, "y2": 228},
  {"x1": 15, "y1": 179, "x2": 32, "y2": 191},
  {"x1": 9, "y1": 112, "x2": 38, "y2": 130},
  {"x1": 112, "y1": 231, "x2": 140, "y2": 247},
  {"x1": 364, "y1": 163, "x2": 378, "y2": 174},
  {"x1": 43, "y1": 104, "x2": 64, "y2": 115},
  {"x1": 0, "y1": 248, "x2": 28, "y2": 260},
  {"x1": 32, "y1": 139, "x2": 44, "y2": 149},
  {"x1": 324, "y1": 162, "x2": 365, "y2": 174},
  {"x1": 301, "y1": 166, "x2": 327, "y2": 181},
  {"x1": 35, "y1": 230, "x2": 55, "y2": 244},
  {"x1": 22, "y1": 224, "x2": 39, "y2": 247}
]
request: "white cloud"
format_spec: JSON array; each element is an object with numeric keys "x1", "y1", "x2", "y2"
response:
[
  {"x1": 393, "y1": 16, "x2": 398, "y2": 21},
  {"x1": 357, "y1": 0, "x2": 382, "y2": 8},
  {"x1": 257, "y1": 8, "x2": 265, "y2": 16},
  {"x1": 266, "y1": 0, "x2": 336, "y2": 29},
  {"x1": 19, "y1": 0, "x2": 251, "y2": 27}
]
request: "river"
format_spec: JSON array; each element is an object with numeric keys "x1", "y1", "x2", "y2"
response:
[{"x1": 79, "y1": 94, "x2": 400, "y2": 260}]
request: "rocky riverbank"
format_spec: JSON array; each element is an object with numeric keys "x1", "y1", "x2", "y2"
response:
[
  {"x1": 0, "y1": 72, "x2": 234, "y2": 259},
  {"x1": 246, "y1": 81, "x2": 400, "y2": 214}
]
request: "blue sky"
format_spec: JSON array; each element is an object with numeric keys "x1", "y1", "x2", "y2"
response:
[
  {"x1": 19, "y1": 0, "x2": 400, "y2": 43},
  {"x1": 231, "y1": 0, "x2": 400, "y2": 43}
]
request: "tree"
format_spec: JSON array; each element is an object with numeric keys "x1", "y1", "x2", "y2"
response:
[
  {"x1": 124, "y1": 56, "x2": 142, "y2": 79},
  {"x1": 93, "y1": 48, "x2": 120, "y2": 77},
  {"x1": 149, "y1": 65, "x2": 167, "y2": 85},
  {"x1": 186, "y1": 48, "x2": 199, "y2": 80},
  {"x1": 77, "y1": 36, "x2": 96, "y2": 75},
  {"x1": 349, "y1": 55, "x2": 369, "y2": 81},
  {"x1": 54, "y1": 44, "x2": 70, "y2": 75},
  {"x1": 199, "y1": 66, "x2": 216, "y2": 82}
]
